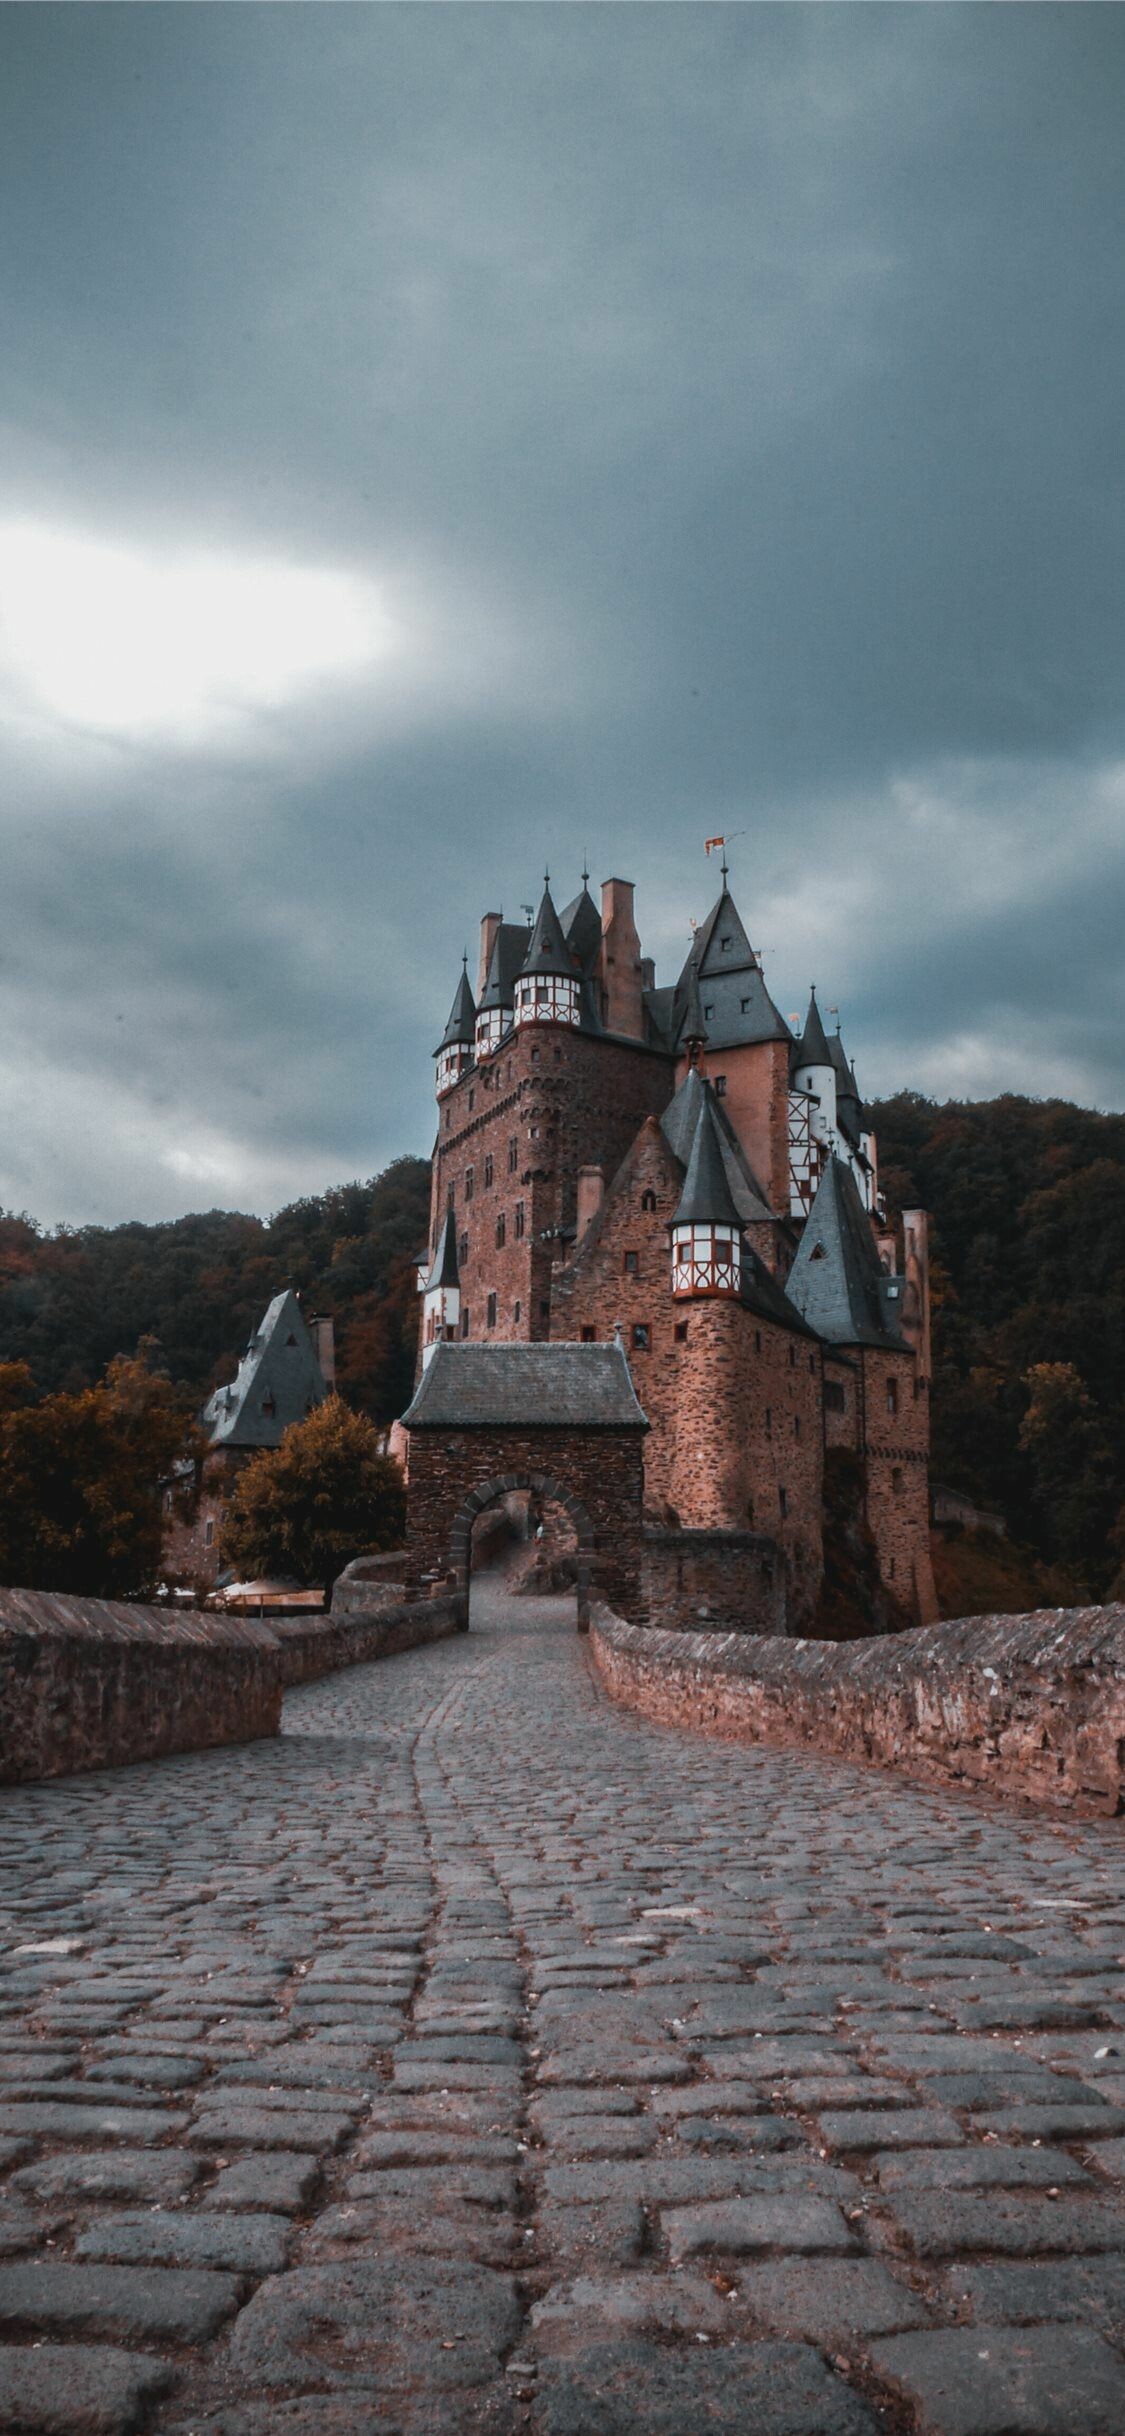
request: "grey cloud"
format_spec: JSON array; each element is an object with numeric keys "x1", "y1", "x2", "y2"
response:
[{"x1": 0, "y1": 6, "x2": 1122, "y2": 1224}]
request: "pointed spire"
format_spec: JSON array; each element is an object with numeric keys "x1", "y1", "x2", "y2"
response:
[
  {"x1": 672, "y1": 1094, "x2": 744, "y2": 1230},
  {"x1": 478, "y1": 924, "x2": 515, "y2": 1012},
  {"x1": 435, "y1": 958, "x2": 477, "y2": 1052},
  {"x1": 519, "y1": 880, "x2": 572, "y2": 979},
  {"x1": 796, "y1": 986, "x2": 832, "y2": 1069},
  {"x1": 560, "y1": 874, "x2": 602, "y2": 970},
  {"x1": 787, "y1": 1157, "x2": 904, "y2": 1348}
]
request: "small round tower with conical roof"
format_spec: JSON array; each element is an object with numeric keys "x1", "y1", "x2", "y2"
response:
[{"x1": 513, "y1": 879, "x2": 582, "y2": 1030}]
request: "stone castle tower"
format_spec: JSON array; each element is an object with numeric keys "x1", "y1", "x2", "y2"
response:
[{"x1": 416, "y1": 864, "x2": 937, "y2": 1628}]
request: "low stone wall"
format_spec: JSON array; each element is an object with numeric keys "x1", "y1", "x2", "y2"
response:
[
  {"x1": 271, "y1": 1594, "x2": 463, "y2": 1687},
  {"x1": 641, "y1": 1528, "x2": 786, "y2": 1635},
  {"x1": 329, "y1": 1552, "x2": 408, "y2": 1618},
  {"x1": 590, "y1": 1602, "x2": 1125, "y2": 1816},
  {"x1": 0, "y1": 1590, "x2": 281, "y2": 1787}
]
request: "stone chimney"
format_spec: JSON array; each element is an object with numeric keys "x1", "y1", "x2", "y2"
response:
[
  {"x1": 309, "y1": 1314, "x2": 337, "y2": 1391},
  {"x1": 599, "y1": 877, "x2": 644, "y2": 1039},
  {"x1": 478, "y1": 911, "x2": 502, "y2": 1000},
  {"x1": 576, "y1": 1164, "x2": 605, "y2": 1245}
]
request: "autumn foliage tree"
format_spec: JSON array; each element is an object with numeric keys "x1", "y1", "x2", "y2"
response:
[
  {"x1": 222, "y1": 1398, "x2": 405, "y2": 1593},
  {"x1": 0, "y1": 1343, "x2": 195, "y2": 1599}
]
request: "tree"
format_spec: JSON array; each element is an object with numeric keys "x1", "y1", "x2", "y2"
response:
[
  {"x1": 1017, "y1": 1362, "x2": 1117, "y2": 1592},
  {"x1": 0, "y1": 1346, "x2": 194, "y2": 1599},
  {"x1": 222, "y1": 1398, "x2": 406, "y2": 1593}
]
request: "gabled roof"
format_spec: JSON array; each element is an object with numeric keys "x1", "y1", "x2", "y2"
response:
[
  {"x1": 672, "y1": 889, "x2": 791, "y2": 1054},
  {"x1": 478, "y1": 922, "x2": 529, "y2": 1013},
  {"x1": 424, "y1": 1209, "x2": 460, "y2": 1292},
  {"x1": 436, "y1": 960, "x2": 476, "y2": 1053},
  {"x1": 403, "y1": 1340, "x2": 649, "y2": 1431},
  {"x1": 642, "y1": 983, "x2": 678, "y2": 1051},
  {"x1": 519, "y1": 882, "x2": 574, "y2": 981},
  {"x1": 660, "y1": 1067, "x2": 773, "y2": 1224},
  {"x1": 793, "y1": 987, "x2": 832, "y2": 1070},
  {"x1": 201, "y1": 1290, "x2": 329, "y2": 1449},
  {"x1": 673, "y1": 1095, "x2": 743, "y2": 1229},
  {"x1": 786, "y1": 1158, "x2": 908, "y2": 1350},
  {"x1": 559, "y1": 882, "x2": 602, "y2": 972}
]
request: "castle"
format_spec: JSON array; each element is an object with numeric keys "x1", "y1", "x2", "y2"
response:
[{"x1": 416, "y1": 860, "x2": 937, "y2": 1630}]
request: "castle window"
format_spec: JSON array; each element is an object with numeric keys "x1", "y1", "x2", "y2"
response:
[
  {"x1": 889, "y1": 1557, "x2": 896, "y2": 1579},
  {"x1": 886, "y1": 1377, "x2": 899, "y2": 1415},
  {"x1": 581, "y1": 1325, "x2": 596, "y2": 1342},
  {"x1": 674, "y1": 1319, "x2": 688, "y2": 1343},
  {"x1": 789, "y1": 1344, "x2": 796, "y2": 1367},
  {"x1": 809, "y1": 1243, "x2": 826, "y2": 1261},
  {"x1": 778, "y1": 1485, "x2": 788, "y2": 1517},
  {"x1": 720, "y1": 935, "x2": 731, "y2": 952},
  {"x1": 204, "y1": 1519, "x2": 214, "y2": 1547},
  {"x1": 641, "y1": 1190, "x2": 657, "y2": 1212},
  {"x1": 539, "y1": 1298, "x2": 550, "y2": 1320},
  {"x1": 741, "y1": 997, "x2": 751, "y2": 1013},
  {"x1": 261, "y1": 1391, "x2": 276, "y2": 1418},
  {"x1": 444, "y1": 1110, "x2": 450, "y2": 1129},
  {"x1": 458, "y1": 1234, "x2": 469, "y2": 1266},
  {"x1": 765, "y1": 1407, "x2": 772, "y2": 1434},
  {"x1": 531, "y1": 1046, "x2": 541, "y2": 1064},
  {"x1": 496, "y1": 1213, "x2": 506, "y2": 1249},
  {"x1": 892, "y1": 1466, "x2": 903, "y2": 1494},
  {"x1": 508, "y1": 1138, "x2": 518, "y2": 1172},
  {"x1": 163, "y1": 1487, "x2": 173, "y2": 1514},
  {"x1": 484, "y1": 1153, "x2": 494, "y2": 1187},
  {"x1": 794, "y1": 1416, "x2": 801, "y2": 1440},
  {"x1": 632, "y1": 1323, "x2": 650, "y2": 1351},
  {"x1": 487, "y1": 1292, "x2": 497, "y2": 1330},
  {"x1": 825, "y1": 1380, "x2": 846, "y2": 1413},
  {"x1": 704, "y1": 1003, "x2": 714, "y2": 1019},
  {"x1": 461, "y1": 1309, "x2": 470, "y2": 1337},
  {"x1": 514, "y1": 1201, "x2": 525, "y2": 1238},
  {"x1": 285, "y1": 1332, "x2": 298, "y2": 1347},
  {"x1": 468, "y1": 1089, "x2": 475, "y2": 1112},
  {"x1": 809, "y1": 1355, "x2": 816, "y2": 1374},
  {"x1": 755, "y1": 1330, "x2": 761, "y2": 1352},
  {"x1": 624, "y1": 1250, "x2": 639, "y2": 1275},
  {"x1": 447, "y1": 1180, "x2": 455, "y2": 1208},
  {"x1": 714, "y1": 1074, "x2": 727, "y2": 1097},
  {"x1": 465, "y1": 1166, "x2": 474, "y2": 1201},
  {"x1": 514, "y1": 1299, "x2": 521, "y2": 1324}
]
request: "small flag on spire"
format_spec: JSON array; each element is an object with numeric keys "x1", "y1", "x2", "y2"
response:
[{"x1": 704, "y1": 836, "x2": 725, "y2": 856}]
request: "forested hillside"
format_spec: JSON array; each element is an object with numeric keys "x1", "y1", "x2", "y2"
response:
[
  {"x1": 2, "y1": 1094, "x2": 1123, "y2": 1592},
  {"x1": 0, "y1": 1157, "x2": 432, "y2": 1427},
  {"x1": 871, "y1": 1093, "x2": 1125, "y2": 1595}
]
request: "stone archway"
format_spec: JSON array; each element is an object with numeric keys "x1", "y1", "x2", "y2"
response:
[{"x1": 450, "y1": 1472, "x2": 596, "y2": 1627}]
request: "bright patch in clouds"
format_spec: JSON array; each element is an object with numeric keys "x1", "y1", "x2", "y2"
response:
[{"x1": 0, "y1": 519, "x2": 393, "y2": 745}]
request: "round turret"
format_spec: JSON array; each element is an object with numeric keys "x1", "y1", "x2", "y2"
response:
[{"x1": 513, "y1": 879, "x2": 581, "y2": 1030}]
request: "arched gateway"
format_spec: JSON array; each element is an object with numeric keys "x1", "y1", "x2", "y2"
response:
[{"x1": 400, "y1": 1341, "x2": 648, "y2": 1630}]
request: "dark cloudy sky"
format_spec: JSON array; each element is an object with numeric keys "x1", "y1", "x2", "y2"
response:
[{"x1": 1, "y1": 6, "x2": 1123, "y2": 1227}]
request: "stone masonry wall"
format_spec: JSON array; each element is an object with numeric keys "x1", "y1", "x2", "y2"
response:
[
  {"x1": 641, "y1": 1528, "x2": 787, "y2": 1635},
  {"x1": 405, "y1": 1423, "x2": 645, "y2": 1617},
  {"x1": 669, "y1": 1299, "x2": 823, "y2": 1629},
  {"x1": 270, "y1": 1594, "x2": 463, "y2": 1686},
  {"x1": 591, "y1": 1602, "x2": 1125, "y2": 1816},
  {"x1": 0, "y1": 1590, "x2": 282, "y2": 1785},
  {"x1": 431, "y1": 1025, "x2": 673, "y2": 1341},
  {"x1": 861, "y1": 1346, "x2": 938, "y2": 1623}
]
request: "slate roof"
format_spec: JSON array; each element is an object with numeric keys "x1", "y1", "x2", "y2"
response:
[
  {"x1": 520, "y1": 883, "x2": 575, "y2": 980},
  {"x1": 672, "y1": 1095, "x2": 743, "y2": 1229},
  {"x1": 672, "y1": 888, "x2": 791, "y2": 1054},
  {"x1": 424, "y1": 1210, "x2": 460, "y2": 1292},
  {"x1": 829, "y1": 1028, "x2": 865, "y2": 1149},
  {"x1": 661, "y1": 1068, "x2": 773, "y2": 1225},
  {"x1": 785, "y1": 1157, "x2": 908, "y2": 1350},
  {"x1": 403, "y1": 1340, "x2": 649, "y2": 1431},
  {"x1": 559, "y1": 883, "x2": 602, "y2": 972},
  {"x1": 792, "y1": 987, "x2": 832, "y2": 1070},
  {"x1": 436, "y1": 960, "x2": 476, "y2": 1053},
  {"x1": 478, "y1": 922, "x2": 529, "y2": 1014},
  {"x1": 202, "y1": 1290, "x2": 329, "y2": 1449}
]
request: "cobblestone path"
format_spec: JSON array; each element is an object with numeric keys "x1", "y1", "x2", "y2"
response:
[{"x1": 1, "y1": 1581, "x2": 1123, "y2": 2436}]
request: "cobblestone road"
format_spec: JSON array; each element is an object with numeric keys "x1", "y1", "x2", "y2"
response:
[{"x1": 1, "y1": 1580, "x2": 1123, "y2": 2435}]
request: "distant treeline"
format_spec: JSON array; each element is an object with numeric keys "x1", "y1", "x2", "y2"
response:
[{"x1": 2, "y1": 1093, "x2": 1123, "y2": 1593}]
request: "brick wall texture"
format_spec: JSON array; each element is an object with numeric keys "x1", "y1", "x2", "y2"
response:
[
  {"x1": 591, "y1": 1602, "x2": 1125, "y2": 1816},
  {"x1": 0, "y1": 1590, "x2": 281, "y2": 1784},
  {"x1": 404, "y1": 1423, "x2": 645, "y2": 1618},
  {"x1": 641, "y1": 1529, "x2": 787, "y2": 1634}
]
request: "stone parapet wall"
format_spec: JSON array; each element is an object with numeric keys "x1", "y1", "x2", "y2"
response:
[
  {"x1": 271, "y1": 1595, "x2": 463, "y2": 1686},
  {"x1": 329, "y1": 1552, "x2": 409, "y2": 1617},
  {"x1": 590, "y1": 1602, "x2": 1125, "y2": 1816},
  {"x1": 0, "y1": 1589, "x2": 281, "y2": 1786},
  {"x1": 641, "y1": 1528, "x2": 787, "y2": 1635}
]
